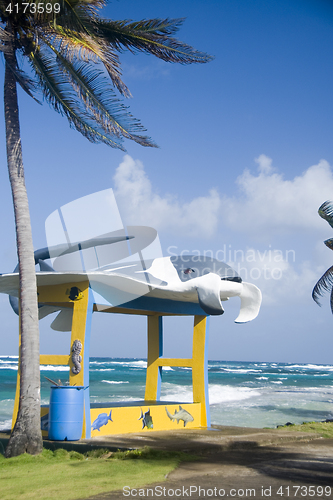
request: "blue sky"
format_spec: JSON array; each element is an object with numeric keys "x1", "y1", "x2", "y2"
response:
[{"x1": 1, "y1": 0, "x2": 333, "y2": 363}]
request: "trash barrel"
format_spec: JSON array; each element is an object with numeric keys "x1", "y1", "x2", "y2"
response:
[{"x1": 48, "y1": 386, "x2": 85, "y2": 441}]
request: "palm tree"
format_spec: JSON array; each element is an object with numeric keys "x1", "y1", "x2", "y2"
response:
[
  {"x1": 312, "y1": 201, "x2": 333, "y2": 311},
  {"x1": 0, "y1": 0, "x2": 212, "y2": 457}
]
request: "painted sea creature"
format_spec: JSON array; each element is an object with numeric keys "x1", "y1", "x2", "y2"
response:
[
  {"x1": 138, "y1": 408, "x2": 153, "y2": 429},
  {"x1": 71, "y1": 339, "x2": 82, "y2": 374},
  {"x1": 91, "y1": 410, "x2": 112, "y2": 431},
  {"x1": 165, "y1": 406, "x2": 194, "y2": 427}
]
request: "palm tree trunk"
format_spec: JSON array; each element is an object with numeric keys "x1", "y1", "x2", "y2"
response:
[{"x1": 4, "y1": 46, "x2": 43, "y2": 457}]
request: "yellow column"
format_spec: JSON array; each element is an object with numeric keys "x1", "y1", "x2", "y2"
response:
[
  {"x1": 67, "y1": 282, "x2": 90, "y2": 438},
  {"x1": 69, "y1": 285, "x2": 89, "y2": 387},
  {"x1": 145, "y1": 315, "x2": 163, "y2": 401},
  {"x1": 192, "y1": 315, "x2": 210, "y2": 427}
]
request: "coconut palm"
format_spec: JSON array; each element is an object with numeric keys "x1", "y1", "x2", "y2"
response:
[
  {"x1": 0, "y1": 0, "x2": 212, "y2": 457},
  {"x1": 312, "y1": 201, "x2": 333, "y2": 311}
]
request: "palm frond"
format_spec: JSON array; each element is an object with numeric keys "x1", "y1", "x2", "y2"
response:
[
  {"x1": 324, "y1": 238, "x2": 333, "y2": 251},
  {"x1": 54, "y1": 0, "x2": 93, "y2": 36},
  {"x1": 318, "y1": 201, "x2": 333, "y2": 229},
  {"x1": 63, "y1": 0, "x2": 106, "y2": 18},
  {"x1": 40, "y1": 36, "x2": 157, "y2": 146},
  {"x1": 0, "y1": 21, "x2": 37, "y2": 99},
  {"x1": 45, "y1": 25, "x2": 131, "y2": 97},
  {"x1": 29, "y1": 48, "x2": 125, "y2": 149},
  {"x1": 0, "y1": 25, "x2": 14, "y2": 49},
  {"x1": 93, "y1": 18, "x2": 213, "y2": 65},
  {"x1": 5, "y1": 54, "x2": 40, "y2": 101},
  {"x1": 330, "y1": 287, "x2": 333, "y2": 315},
  {"x1": 2, "y1": 0, "x2": 213, "y2": 149},
  {"x1": 312, "y1": 265, "x2": 333, "y2": 310},
  {"x1": 98, "y1": 39, "x2": 131, "y2": 97}
]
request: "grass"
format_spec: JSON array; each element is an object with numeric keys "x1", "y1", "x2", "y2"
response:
[
  {"x1": 0, "y1": 446, "x2": 194, "y2": 500},
  {"x1": 276, "y1": 421, "x2": 333, "y2": 438}
]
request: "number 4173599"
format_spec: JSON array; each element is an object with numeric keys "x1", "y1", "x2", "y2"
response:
[
  {"x1": 5, "y1": 3, "x2": 61, "y2": 14},
  {"x1": 277, "y1": 485, "x2": 332, "y2": 496}
]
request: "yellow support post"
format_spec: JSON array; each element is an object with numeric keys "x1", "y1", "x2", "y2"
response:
[
  {"x1": 67, "y1": 281, "x2": 91, "y2": 438},
  {"x1": 192, "y1": 315, "x2": 210, "y2": 427},
  {"x1": 145, "y1": 316, "x2": 163, "y2": 401},
  {"x1": 68, "y1": 283, "x2": 89, "y2": 388}
]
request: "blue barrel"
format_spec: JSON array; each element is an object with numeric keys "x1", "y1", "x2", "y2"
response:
[{"x1": 48, "y1": 386, "x2": 85, "y2": 441}]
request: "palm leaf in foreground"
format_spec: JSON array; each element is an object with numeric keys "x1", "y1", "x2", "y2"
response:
[
  {"x1": 312, "y1": 266, "x2": 333, "y2": 312},
  {"x1": 95, "y1": 18, "x2": 213, "y2": 65},
  {"x1": 318, "y1": 201, "x2": 333, "y2": 229},
  {"x1": 313, "y1": 201, "x2": 333, "y2": 313}
]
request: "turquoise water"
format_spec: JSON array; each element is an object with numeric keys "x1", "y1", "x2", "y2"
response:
[{"x1": 1, "y1": 356, "x2": 333, "y2": 430}]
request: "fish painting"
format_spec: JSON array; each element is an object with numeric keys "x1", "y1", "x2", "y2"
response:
[
  {"x1": 91, "y1": 410, "x2": 112, "y2": 431},
  {"x1": 138, "y1": 408, "x2": 153, "y2": 429},
  {"x1": 165, "y1": 406, "x2": 194, "y2": 427}
]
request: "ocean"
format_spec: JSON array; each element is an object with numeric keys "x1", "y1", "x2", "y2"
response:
[{"x1": 1, "y1": 356, "x2": 333, "y2": 431}]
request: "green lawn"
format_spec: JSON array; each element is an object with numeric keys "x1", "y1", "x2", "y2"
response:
[
  {"x1": 0, "y1": 447, "x2": 190, "y2": 500},
  {"x1": 277, "y1": 421, "x2": 333, "y2": 438}
]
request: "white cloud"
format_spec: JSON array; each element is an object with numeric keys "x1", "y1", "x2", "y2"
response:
[
  {"x1": 221, "y1": 155, "x2": 333, "y2": 235},
  {"x1": 113, "y1": 155, "x2": 221, "y2": 238},
  {"x1": 256, "y1": 154, "x2": 275, "y2": 175},
  {"x1": 113, "y1": 154, "x2": 333, "y2": 242}
]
